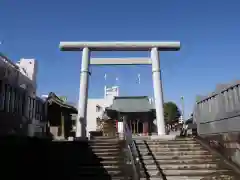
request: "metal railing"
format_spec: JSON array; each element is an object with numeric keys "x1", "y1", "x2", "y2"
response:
[{"x1": 123, "y1": 116, "x2": 140, "y2": 180}]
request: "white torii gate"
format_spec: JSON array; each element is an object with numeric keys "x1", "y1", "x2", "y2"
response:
[{"x1": 59, "y1": 41, "x2": 181, "y2": 138}]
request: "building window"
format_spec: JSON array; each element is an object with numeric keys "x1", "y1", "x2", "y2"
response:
[
  {"x1": 9, "y1": 86, "x2": 14, "y2": 113},
  {"x1": 0, "y1": 80, "x2": 3, "y2": 110},
  {"x1": 39, "y1": 103, "x2": 44, "y2": 122},
  {"x1": 35, "y1": 100, "x2": 44, "y2": 121},
  {"x1": 35, "y1": 100, "x2": 39, "y2": 120},
  {"x1": 4, "y1": 84, "x2": 10, "y2": 112},
  {"x1": 13, "y1": 88, "x2": 18, "y2": 114},
  {"x1": 32, "y1": 98, "x2": 35, "y2": 119},
  {"x1": 28, "y1": 97, "x2": 32, "y2": 119},
  {"x1": 18, "y1": 91, "x2": 22, "y2": 116},
  {"x1": 21, "y1": 93, "x2": 26, "y2": 116},
  {"x1": 96, "y1": 105, "x2": 101, "y2": 112}
]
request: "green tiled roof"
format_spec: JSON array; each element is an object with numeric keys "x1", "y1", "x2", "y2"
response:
[{"x1": 106, "y1": 96, "x2": 154, "y2": 113}]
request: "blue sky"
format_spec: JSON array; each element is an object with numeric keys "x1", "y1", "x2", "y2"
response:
[{"x1": 1, "y1": 0, "x2": 240, "y2": 117}]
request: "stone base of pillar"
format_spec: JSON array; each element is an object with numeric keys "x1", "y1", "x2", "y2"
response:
[{"x1": 118, "y1": 133, "x2": 124, "y2": 140}]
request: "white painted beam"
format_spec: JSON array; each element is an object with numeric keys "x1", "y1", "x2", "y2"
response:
[
  {"x1": 90, "y1": 58, "x2": 151, "y2": 65},
  {"x1": 59, "y1": 41, "x2": 181, "y2": 51}
]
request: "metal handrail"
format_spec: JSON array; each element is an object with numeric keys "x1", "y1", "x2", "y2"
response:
[{"x1": 123, "y1": 116, "x2": 140, "y2": 180}]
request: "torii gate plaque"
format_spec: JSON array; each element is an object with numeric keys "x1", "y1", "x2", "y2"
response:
[{"x1": 59, "y1": 41, "x2": 181, "y2": 138}]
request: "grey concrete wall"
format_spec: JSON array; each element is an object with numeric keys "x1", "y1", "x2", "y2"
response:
[
  {"x1": 195, "y1": 80, "x2": 240, "y2": 135},
  {"x1": 194, "y1": 80, "x2": 240, "y2": 166}
]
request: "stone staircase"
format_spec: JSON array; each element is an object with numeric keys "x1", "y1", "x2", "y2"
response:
[
  {"x1": 1, "y1": 136, "x2": 128, "y2": 180},
  {"x1": 135, "y1": 137, "x2": 239, "y2": 180},
  {"x1": 82, "y1": 136, "x2": 127, "y2": 179}
]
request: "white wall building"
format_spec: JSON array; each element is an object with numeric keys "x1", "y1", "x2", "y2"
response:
[
  {"x1": 85, "y1": 86, "x2": 120, "y2": 136},
  {"x1": 16, "y1": 58, "x2": 37, "y2": 94},
  {"x1": 0, "y1": 55, "x2": 37, "y2": 95},
  {"x1": 0, "y1": 53, "x2": 45, "y2": 136}
]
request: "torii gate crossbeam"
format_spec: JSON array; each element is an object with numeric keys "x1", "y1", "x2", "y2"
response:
[{"x1": 59, "y1": 41, "x2": 181, "y2": 138}]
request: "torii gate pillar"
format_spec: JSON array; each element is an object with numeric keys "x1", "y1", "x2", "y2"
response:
[
  {"x1": 151, "y1": 47, "x2": 165, "y2": 135},
  {"x1": 59, "y1": 41, "x2": 181, "y2": 137},
  {"x1": 76, "y1": 47, "x2": 90, "y2": 138}
]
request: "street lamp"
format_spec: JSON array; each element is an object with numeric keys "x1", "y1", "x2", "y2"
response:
[{"x1": 181, "y1": 96, "x2": 185, "y2": 121}]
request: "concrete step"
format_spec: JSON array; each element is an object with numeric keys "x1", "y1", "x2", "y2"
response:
[
  {"x1": 135, "y1": 140, "x2": 198, "y2": 144},
  {"x1": 139, "y1": 150, "x2": 210, "y2": 156},
  {"x1": 140, "y1": 173, "x2": 238, "y2": 180},
  {"x1": 138, "y1": 146, "x2": 204, "y2": 152},
  {"x1": 79, "y1": 160, "x2": 125, "y2": 166},
  {"x1": 79, "y1": 166, "x2": 122, "y2": 171},
  {"x1": 136, "y1": 144, "x2": 202, "y2": 148},
  {"x1": 88, "y1": 141, "x2": 120, "y2": 146},
  {"x1": 140, "y1": 176, "x2": 204, "y2": 180},
  {"x1": 92, "y1": 148, "x2": 120, "y2": 152},
  {"x1": 90, "y1": 144, "x2": 121, "y2": 148},
  {"x1": 80, "y1": 165, "x2": 122, "y2": 169},
  {"x1": 136, "y1": 143, "x2": 199, "y2": 147},
  {"x1": 141, "y1": 169, "x2": 230, "y2": 176},
  {"x1": 141, "y1": 154, "x2": 214, "y2": 160},
  {"x1": 141, "y1": 158, "x2": 220, "y2": 165},
  {"x1": 135, "y1": 138, "x2": 195, "y2": 141},
  {"x1": 199, "y1": 174, "x2": 238, "y2": 180},
  {"x1": 90, "y1": 140, "x2": 120, "y2": 143},
  {"x1": 77, "y1": 177, "x2": 127, "y2": 180},
  {"x1": 91, "y1": 136, "x2": 118, "y2": 139},
  {"x1": 77, "y1": 168, "x2": 124, "y2": 176},
  {"x1": 90, "y1": 145, "x2": 121, "y2": 150},
  {"x1": 175, "y1": 137, "x2": 195, "y2": 140},
  {"x1": 140, "y1": 176, "x2": 217, "y2": 180},
  {"x1": 96, "y1": 155, "x2": 124, "y2": 161},
  {"x1": 142, "y1": 163, "x2": 224, "y2": 170},
  {"x1": 89, "y1": 138, "x2": 120, "y2": 141},
  {"x1": 134, "y1": 137, "x2": 195, "y2": 141},
  {"x1": 89, "y1": 139, "x2": 120, "y2": 142},
  {"x1": 94, "y1": 151, "x2": 121, "y2": 156}
]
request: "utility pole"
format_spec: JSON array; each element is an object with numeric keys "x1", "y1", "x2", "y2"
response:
[{"x1": 181, "y1": 96, "x2": 185, "y2": 121}]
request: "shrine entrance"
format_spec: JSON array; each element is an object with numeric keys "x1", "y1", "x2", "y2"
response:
[
  {"x1": 59, "y1": 41, "x2": 181, "y2": 137},
  {"x1": 130, "y1": 120, "x2": 144, "y2": 134},
  {"x1": 105, "y1": 96, "x2": 156, "y2": 136}
]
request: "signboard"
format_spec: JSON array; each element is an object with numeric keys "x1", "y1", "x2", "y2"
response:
[
  {"x1": 59, "y1": 96, "x2": 67, "y2": 103},
  {"x1": 105, "y1": 86, "x2": 119, "y2": 97}
]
